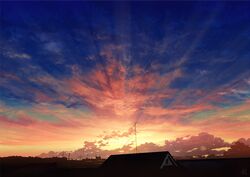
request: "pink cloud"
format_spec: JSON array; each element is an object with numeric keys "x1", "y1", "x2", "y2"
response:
[
  {"x1": 164, "y1": 132, "x2": 230, "y2": 157},
  {"x1": 2, "y1": 42, "x2": 250, "y2": 157},
  {"x1": 0, "y1": 115, "x2": 35, "y2": 126},
  {"x1": 144, "y1": 104, "x2": 213, "y2": 117},
  {"x1": 39, "y1": 132, "x2": 245, "y2": 159},
  {"x1": 100, "y1": 127, "x2": 135, "y2": 140},
  {"x1": 235, "y1": 138, "x2": 250, "y2": 147},
  {"x1": 0, "y1": 72, "x2": 22, "y2": 82}
]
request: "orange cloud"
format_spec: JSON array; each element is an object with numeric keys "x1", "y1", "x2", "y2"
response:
[
  {"x1": 1, "y1": 43, "x2": 249, "y2": 157},
  {"x1": 144, "y1": 104, "x2": 213, "y2": 117}
]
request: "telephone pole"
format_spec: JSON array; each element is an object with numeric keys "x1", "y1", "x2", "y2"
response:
[{"x1": 134, "y1": 122, "x2": 138, "y2": 153}]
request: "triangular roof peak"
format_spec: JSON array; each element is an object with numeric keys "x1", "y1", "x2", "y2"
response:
[{"x1": 102, "y1": 151, "x2": 178, "y2": 170}]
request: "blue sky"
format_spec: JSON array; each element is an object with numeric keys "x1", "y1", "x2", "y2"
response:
[{"x1": 0, "y1": 2, "x2": 250, "y2": 156}]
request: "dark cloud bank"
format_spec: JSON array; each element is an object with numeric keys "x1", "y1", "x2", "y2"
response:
[{"x1": 39, "y1": 132, "x2": 250, "y2": 159}]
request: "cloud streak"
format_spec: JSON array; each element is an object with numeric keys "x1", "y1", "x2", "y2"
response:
[{"x1": 0, "y1": 2, "x2": 250, "y2": 156}]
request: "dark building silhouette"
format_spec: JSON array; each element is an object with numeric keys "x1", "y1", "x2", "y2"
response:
[{"x1": 100, "y1": 151, "x2": 179, "y2": 177}]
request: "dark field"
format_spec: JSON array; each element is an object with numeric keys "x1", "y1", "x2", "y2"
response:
[
  {"x1": 0, "y1": 157, "x2": 250, "y2": 177},
  {"x1": 0, "y1": 156, "x2": 250, "y2": 177}
]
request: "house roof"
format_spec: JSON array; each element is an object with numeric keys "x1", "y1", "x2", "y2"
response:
[{"x1": 101, "y1": 151, "x2": 178, "y2": 171}]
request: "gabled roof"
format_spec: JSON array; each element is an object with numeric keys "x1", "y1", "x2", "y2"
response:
[{"x1": 101, "y1": 151, "x2": 178, "y2": 171}]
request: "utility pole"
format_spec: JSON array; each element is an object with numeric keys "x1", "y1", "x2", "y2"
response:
[{"x1": 134, "y1": 122, "x2": 138, "y2": 153}]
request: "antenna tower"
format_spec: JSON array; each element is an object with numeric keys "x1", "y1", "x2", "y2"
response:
[{"x1": 134, "y1": 122, "x2": 138, "y2": 153}]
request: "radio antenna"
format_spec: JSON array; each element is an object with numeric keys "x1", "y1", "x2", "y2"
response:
[{"x1": 134, "y1": 122, "x2": 138, "y2": 153}]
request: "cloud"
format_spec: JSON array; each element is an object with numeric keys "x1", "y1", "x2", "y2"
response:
[
  {"x1": 2, "y1": 47, "x2": 31, "y2": 59},
  {"x1": 234, "y1": 138, "x2": 250, "y2": 147},
  {"x1": 1, "y1": 2, "x2": 250, "y2": 158},
  {"x1": 0, "y1": 115, "x2": 35, "y2": 126},
  {"x1": 7, "y1": 53, "x2": 31, "y2": 59},
  {"x1": 164, "y1": 132, "x2": 230, "y2": 157},
  {"x1": 0, "y1": 104, "x2": 85, "y2": 129},
  {"x1": 1, "y1": 41, "x2": 249, "y2": 156},
  {"x1": 54, "y1": 44, "x2": 184, "y2": 121},
  {"x1": 100, "y1": 127, "x2": 135, "y2": 140},
  {"x1": 0, "y1": 103, "x2": 91, "y2": 146},
  {"x1": 1, "y1": 43, "x2": 249, "y2": 151},
  {"x1": 144, "y1": 104, "x2": 213, "y2": 117},
  {"x1": 245, "y1": 79, "x2": 250, "y2": 85},
  {"x1": 44, "y1": 42, "x2": 62, "y2": 54},
  {"x1": 38, "y1": 132, "x2": 243, "y2": 159},
  {"x1": 224, "y1": 141, "x2": 250, "y2": 158},
  {"x1": 39, "y1": 141, "x2": 134, "y2": 159},
  {"x1": 136, "y1": 142, "x2": 163, "y2": 152}
]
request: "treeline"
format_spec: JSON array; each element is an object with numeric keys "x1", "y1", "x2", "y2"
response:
[{"x1": 0, "y1": 156, "x2": 104, "y2": 168}]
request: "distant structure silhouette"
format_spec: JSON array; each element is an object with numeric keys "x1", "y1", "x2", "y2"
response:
[
  {"x1": 95, "y1": 156, "x2": 101, "y2": 160},
  {"x1": 134, "y1": 122, "x2": 138, "y2": 153},
  {"x1": 67, "y1": 153, "x2": 71, "y2": 160}
]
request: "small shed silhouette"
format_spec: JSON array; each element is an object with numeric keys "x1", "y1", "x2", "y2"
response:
[{"x1": 100, "y1": 151, "x2": 178, "y2": 177}]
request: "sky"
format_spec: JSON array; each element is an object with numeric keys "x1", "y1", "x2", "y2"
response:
[{"x1": 0, "y1": 2, "x2": 250, "y2": 157}]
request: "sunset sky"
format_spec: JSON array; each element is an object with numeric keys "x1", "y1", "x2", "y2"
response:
[{"x1": 0, "y1": 2, "x2": 250, "y2": 157}]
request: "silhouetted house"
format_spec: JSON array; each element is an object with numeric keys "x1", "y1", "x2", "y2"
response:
[{"x1": 100, "y1": 151, "x2": 179, "y2": 177}]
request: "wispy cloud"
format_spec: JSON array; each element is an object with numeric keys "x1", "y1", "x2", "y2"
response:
[
  {"x1": 1, "y1": 47, "x2": 31, "y2": 59},
  {"x1": 1, "y1": 1, "x2": 250, "y2": 156}
]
